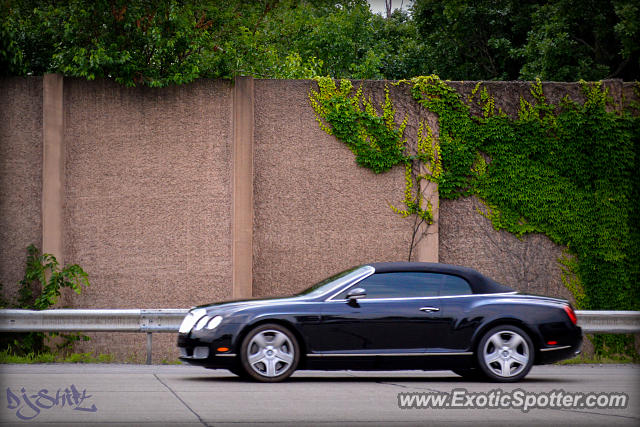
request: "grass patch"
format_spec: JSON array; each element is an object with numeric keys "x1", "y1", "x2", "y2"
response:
[
  {"x1": 0, "y1": 350, "x2": 114, "y2": 364},
  {"x1": 556, "y1": 354, "x2": 638, "y2": 365},
  {"x1": 0, "y1": 350, "x2": 183, "y2": 365}
]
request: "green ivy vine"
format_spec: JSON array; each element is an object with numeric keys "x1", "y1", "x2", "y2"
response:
[
  {"x1": 309, "y1": 77, "x2": 440, "y2": 237},
  {"x1": 309, "y1": 75, "x2": 639, "y2": 322},
  {"x1": 407, "y1": 75, "x2": 639, "y2": 316}
]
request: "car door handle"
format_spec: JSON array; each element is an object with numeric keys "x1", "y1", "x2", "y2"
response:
[{"x1": 419, "y1": 307, "x2": 440, "y2": 312}]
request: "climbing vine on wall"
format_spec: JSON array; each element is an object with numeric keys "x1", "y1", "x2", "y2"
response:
[
  {"x1": 407, "y1": 75, "x2": 639, "y2": 316},
  {"x1": 309, "y1": 77, "x2": 441, "y2": 259},
  {"x1": 309, "y1": 76, "x2": 639, "y2": 321}
]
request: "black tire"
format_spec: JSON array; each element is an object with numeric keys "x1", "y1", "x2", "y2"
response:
[
  {"x1": 451, "y1": 368, "x2": 486, "y2": 380},
  {"x1": 476, "y1": 325, "x2": 534, "y2": 382},
  {"x1": 240, "y1": 323, "x2": 300, "y2": 382}
]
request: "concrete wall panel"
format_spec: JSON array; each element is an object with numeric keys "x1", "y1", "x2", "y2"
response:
[
  {"x1": 439, "y1": 196, "x2": 575, "y2": 301},
  {"x1": 62, "y1": 79, "x2": 233, "y2": 359},
  {"x1": 63, "y1": 78, "x2": 234, "y2": 309},
  {"x1": 252, "y1": 80, "x2": 413, "y2": 297},
  {"x1": 0, "y1": 77, "x2": 42, "y2": 304}
]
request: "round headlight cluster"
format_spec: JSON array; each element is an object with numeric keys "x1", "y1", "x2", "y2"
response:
[
  {"x1": 207, "y1": 315, "x2": 223, "y2": 330},
  {"x1": 194, "y1": 315, "x2": 223, "y2": 331}
]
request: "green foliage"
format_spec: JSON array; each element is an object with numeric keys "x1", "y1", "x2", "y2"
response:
[
  {"x1": 518, "y1": 0, "x2": 640, "y2": 81},
  {"x1": 309, "y1": 77, "x2": 407, "y2": 173},
  {"x1": 1, "y1": 245, "x2": 91, "y2": 356},
  {"x1": 589, "y1": 334, "x2": 638, "y2": 360},
  {"x1": 309, "y1": 77, "x2": 436, "y2": 257},
  {"x1": 18, "y1": 244, "x2": 90, "y2": 310},
  {"x1": 64, "y1": 351, "x2": 114, "y2": 363},
  {"x1": 411, "y1": 0, "x2": 639, "y2": 81},
  {"x1": 0, "y1": 350, "x2": 114, "y2": 364},
  {"x1": 0, "y1": 350, "x2": 56, "y2": 364},
  {"x1": 278, "y1": 1, "x2": 381, "y2": 79},
  {"x1": 161, "y1": 358, "x2": 183, "y2": 365},
  {"x1": 4, "y1": 0, "x2": 636, "y2": 84},
  {"x1": 406, "y1": 76, "x2": 639, "y2": 313},
  {"x1": 0, "y1": 11, "x2": 25, "y2": 75},
  {"x1": 309, "y1": 75, "x2": 638, "y2": 311},
  {"x1": 556, "y1": 352, "x2": 638, "y2": 364},
  {"x1": 558, "y1": 253, "x2": 587, "y2": 309},
  {"x1": 268, "y1": 53, "x2": 324, "y2": 79},
  {"x1": 0, "y1": 0, "x2": 401, "y2": 84},
  {"x1": 390, "y1": 120, "x2": 441, "y2": 224},
  {"x1": 411, "y1": 0, "x2": 532, "y2": 80},
  {"x1": 1, "y1": 0, "x2": 221, "y2": 85}
]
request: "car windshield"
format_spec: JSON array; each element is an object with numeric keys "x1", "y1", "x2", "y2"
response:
[{"x1": 296, "y1": 266, "x2": 370, "y2": 298}]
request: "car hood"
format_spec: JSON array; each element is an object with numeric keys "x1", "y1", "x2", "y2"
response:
[{"x1": 193, "y1": 295, "x2": 306, "y2": 316}]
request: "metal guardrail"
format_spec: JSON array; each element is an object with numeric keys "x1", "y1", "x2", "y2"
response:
[
  {"x1": 0, "y1": 309, "x2": 188, "y2": 333},
  {"x1": 0, "y1": 309, "x2": 188, "y2": 364},
  {"x1": 575, "y1": 310, "x2": 640, "y2": 334},
  {"x1": 0, "y1": 309, "x2": 638, "y2": 364}
]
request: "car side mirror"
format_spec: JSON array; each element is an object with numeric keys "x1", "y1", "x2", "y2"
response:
[{"x1": 346, "y1": 288, "x2": 366, "y2": 302}]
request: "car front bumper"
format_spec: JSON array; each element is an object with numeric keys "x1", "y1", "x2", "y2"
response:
[{"x1": 177, "y1": 326, "x2": 239, "y2": 368}]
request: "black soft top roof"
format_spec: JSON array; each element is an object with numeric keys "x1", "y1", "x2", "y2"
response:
[{"x1": 366, "y1": 262, "x2": 514, "y2": 294}]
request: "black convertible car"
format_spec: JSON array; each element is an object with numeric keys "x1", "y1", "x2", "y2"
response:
[{"x1": 177, "y1": 262, "x2": 582, "y2": 382}]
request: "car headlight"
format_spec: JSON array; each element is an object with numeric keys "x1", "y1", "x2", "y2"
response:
[
  {"x1": 206, "y1": 315, "x2": 223, "y2": 330},
  {"x1": 194, "y1": 315, "x2": 211, "y2": 331},
  {"x1": 194, "y1": 314, "x2": 223, "y2": 331},
  {"x1": 179, "y1": 308, "x2": 207, "y2": 333}
]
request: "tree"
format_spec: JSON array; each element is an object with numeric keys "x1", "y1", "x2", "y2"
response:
[
  {"x1": 1, "y1": 0, "x2": 638, "y2": 84},
  {"x1": 411, "y1": 0, "x2": 639, "y2": 81},
  {"x1": 0, "y1": 0, "x2": 391, "y2": 84},
  {"x1": 518, "y1": 0, "x2": 640, "y2": 80},
  {"x1": 1, "y1": 0, "x2": 251, "y2": 85},
  {"x1": 370, "y1": 9, "x2": 428, "y2": 80},
  {"x1": 251, "y1": 0, "x2": 385, "y2": 79},
  {"x1": 411, "y1": 0, "x2": 540, "y2": 80}
]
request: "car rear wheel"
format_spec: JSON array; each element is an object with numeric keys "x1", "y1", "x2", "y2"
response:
[
  {"x1": 477, "y1": 325, "x2": 534, "y2": 382},
  {"x1": 240, "y1": 323, "x2": 299, "y2": 382}
]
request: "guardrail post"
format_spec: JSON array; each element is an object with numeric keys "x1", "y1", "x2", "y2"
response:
[{"x1": 146, "y1": 332, "x2": 152, "y2": 365}]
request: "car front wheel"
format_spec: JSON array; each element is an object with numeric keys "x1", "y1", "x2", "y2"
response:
[
  {"x1": 240, "y1": 323, "x2": 299, "y2": 382},
  {"x1": 477, "y1": 325, "x2": 534, "y2": 382}
]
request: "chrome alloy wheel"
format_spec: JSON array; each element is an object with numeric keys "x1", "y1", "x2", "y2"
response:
[
  {"x1": 246, "y1": 329, "x2": 295, "y2": 378},
  {"x1": 482, "y1": 330, "x2": 530, "y2": 378}
]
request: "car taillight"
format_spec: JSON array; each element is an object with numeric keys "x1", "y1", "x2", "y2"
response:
[{"x1": 563, "y1": 305, "x2": 577, "y2": 325}]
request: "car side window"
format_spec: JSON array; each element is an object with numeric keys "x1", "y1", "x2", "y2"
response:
[
  {"x1": 333, "y1": 272, "x2": 442, "y2": 299},
  {"x1": 440, "y1": 274, "x2": 472, "y2": 296},
  {"x1": 333, "y1": 272, "x2": 473, "y2": 299}
]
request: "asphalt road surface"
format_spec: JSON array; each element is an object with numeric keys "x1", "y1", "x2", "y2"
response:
[{"x1": 1, "y1": 364, "x2": 638, "y2": 426}]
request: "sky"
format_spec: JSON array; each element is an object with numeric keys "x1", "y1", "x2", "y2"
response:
[{"x1": 367, "y1": 0, "x2": 413, "y2": 16}]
